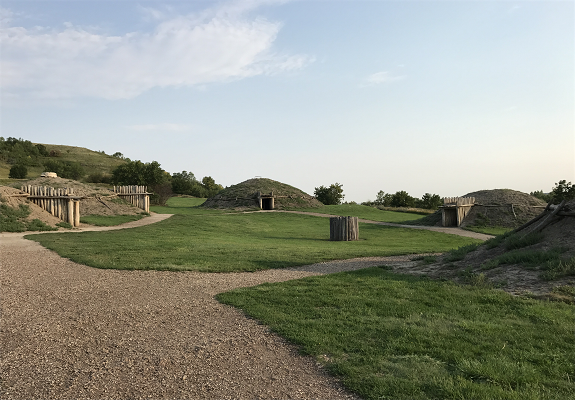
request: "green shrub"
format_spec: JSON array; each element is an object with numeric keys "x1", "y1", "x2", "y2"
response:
[
  {"x1": 56, "y1": 221, "x2": 73, "y2": 229},
  {"x1": 314, "y1": 183, "x2": 344, "y2": 205},
  {"x1": 8, "y1": 164, "x2": 27, "y2": 179}
]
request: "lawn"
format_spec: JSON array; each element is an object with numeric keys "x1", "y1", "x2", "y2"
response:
[
  {"x1": 80, "y1": 214, "x2": 146, "y2": 226},
  {"x1": 289, "y1": 203, "x2": 426, "y2": 223},
  {"x1": 28, "y1": 199, "x2": 480, "y2": 272},
  {"x1": 218, "y1": 268, "x2": 575, "y2": 400}
]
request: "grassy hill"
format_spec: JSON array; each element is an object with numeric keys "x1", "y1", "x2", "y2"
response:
[{"x1": 0, "y1": 142, "x2": 126, "y2": 181}]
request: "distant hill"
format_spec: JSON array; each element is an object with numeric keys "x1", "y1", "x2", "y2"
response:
[{"x1": 0, "y1": 140, "x2": 127, "y2": 180}]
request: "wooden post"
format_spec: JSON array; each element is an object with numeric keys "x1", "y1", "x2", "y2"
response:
[
  {"x1": 330, "y1": 216, "x2": 359, "y2": 241},
  {"x1": 74, "y1": 201, "x2": 80, "y2": 227},
  {"x1": 67, "y1": 199, "x2": 74, "y2": 225}
]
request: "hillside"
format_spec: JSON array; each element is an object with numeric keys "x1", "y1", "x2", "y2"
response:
[
  {"x1": 0, "y1": 140, "x2": 126, "y2": 180},
  {"x1": 202, "y1": 178, "x2": 323, "y2": 209}
]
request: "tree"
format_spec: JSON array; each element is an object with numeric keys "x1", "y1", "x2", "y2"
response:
[
  {"x1": 314, "y1": 183, "x2": 344, "y2": 205},
  {"x1": 171, "y1": 171, "x2": 198, "y2": 194},
  {"x1": 374, "y1": 190, "x2": 393, "y2": 206},
  {"x1": 111, "y1": 160, "x2": 168, "y2": 186},
  {"x1": 9, "y1": 164, "x2": 27, "y2": 179},
  {"x1": 530, "y1": 190, "x2": 552, "y2": 203},
  {"x1": 418, "y1": 193, "x2": 442, "y2": 209},
  {"x1": 390, "y1": 191, "x2": 416, "y2": 208},
  {"x1": 43, "y1": 160, "x2": 84, "y2": 180},
  {"x1": 550, "y1": 180, "x2": 575, "y2": 202},
  {"x1": 201, "y1": 176, "x2": 224, "y2": 197}
]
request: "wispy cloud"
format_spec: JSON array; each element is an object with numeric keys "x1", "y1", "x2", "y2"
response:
[
  {"x1": 126, "y1": 123, "x2": 194, "y2": 132},
  {"x1": 0, "y1": 2, "x2": 312, "y2": 100},
  {"x1": 361, "y1": 71, "x2": 406, "y2": 87}
]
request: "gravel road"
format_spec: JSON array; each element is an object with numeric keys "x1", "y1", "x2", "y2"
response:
[{"x1": 0, "y1": 212, "x2": 486, "y2": 399}]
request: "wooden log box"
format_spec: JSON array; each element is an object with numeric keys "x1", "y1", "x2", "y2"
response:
[{"x1": 330, "y1": 216, "x2": 359, "y2": 241}]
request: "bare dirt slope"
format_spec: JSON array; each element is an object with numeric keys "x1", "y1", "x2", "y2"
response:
[{"x1": 388, "y1": 200, "x2": 575, "y2": 299}]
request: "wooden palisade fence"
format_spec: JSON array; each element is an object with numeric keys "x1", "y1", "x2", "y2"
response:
[
  {"x1": 330, "y1": 216, "x2": 359, "y2": 241},
  {"x1": 113, "y1": 186, "x2": 150, "y2": 213},
  {"x1": 20, "y1": 185, "x2": 82, "y2": 227}
]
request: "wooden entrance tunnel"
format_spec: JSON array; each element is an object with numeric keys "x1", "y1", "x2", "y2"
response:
[{"x1": 441, "y1": 197, "x2": 475, "y2": 227}]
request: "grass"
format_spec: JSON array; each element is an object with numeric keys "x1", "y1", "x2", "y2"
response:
[
  {"x1": 0, "y1": 202, "x2": 56, "y2": 232},
  {"x1": 444, "y1": 243, "x2": 482, "y2": 262},
  {"x1": 288, "y1": 203, "x2": 426, "y2": 223},
  {"x1": 464, "y1": 226, "x2": 511, "y2": 236},
  {"x1": 28, "y1": 198, "x2": 481, "y2": 272},
  {"x1": 0, "y1": 144, "x2": 127, "y2": 180},
  {"x1": 217, "y1": 268, "x2": 575, "y2": 400},
  {"x1": 79, "y1": 214, "x2": 146, "y2": 227},
  {"x1": 481, "y1": 247, "x2": 567, "y2": 271}
]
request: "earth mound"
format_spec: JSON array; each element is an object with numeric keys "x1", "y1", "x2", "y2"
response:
[
  {"x1": 396, "y1": 200, "x2": 575, "y2": 299},
  {"x1": 202, "y1": 178, "x2": 323, "y2": 210},
  {"x1": 461, "y1": 189, "x2": 546, "y2": 229}
]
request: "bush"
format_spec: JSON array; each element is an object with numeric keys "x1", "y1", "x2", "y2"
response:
[
  {"x1": 9, "y1": 164, "x2": 27, "y2": 179},
  {"x1": 86, "y1": 172, "x2": 113, "y2": 184},
  {"x1": 49, "y1": 149, "x2": 61, "y2": 157},
  {"x1": 314, "y1": 183, "x2": 344, "y2": 205},
  {"x1": 43, "y1": 160, "x2": 84, "y2": 180}
]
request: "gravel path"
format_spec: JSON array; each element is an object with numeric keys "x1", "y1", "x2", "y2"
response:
[{"x1": 0, "y1": 212, "x2": 486, "y2": 399}]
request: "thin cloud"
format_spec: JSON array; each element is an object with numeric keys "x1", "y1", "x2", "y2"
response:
[
  {"x1": 0, "y1": 3, "x2": 312, "y2": 100},
  {"x1": 361, "y1": 71, "x2": 406, "y2": 87},
  {"x1": 127, "y1": 123, "x2": 194, "y2": 132}
]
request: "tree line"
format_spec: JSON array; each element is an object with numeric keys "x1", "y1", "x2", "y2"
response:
[{"x1": 314, "y1": 183, "x2": 442, "y2": 209}]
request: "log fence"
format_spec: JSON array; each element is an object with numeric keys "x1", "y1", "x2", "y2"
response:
[
  {"x1": 20, "y1": 185, "x2": 81, "y2": 227},
  {"x1": 113, "y1": 186, "x2": 150, "y2": 213}
]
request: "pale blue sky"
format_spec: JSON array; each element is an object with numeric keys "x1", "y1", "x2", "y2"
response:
[{"x1": 1, "y1": 0, "x2": 573, "y2": 202}]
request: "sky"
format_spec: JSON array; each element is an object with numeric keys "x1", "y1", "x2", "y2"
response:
[{"x1": 1, "y1": 0, "x2": 573, "y2": 202}]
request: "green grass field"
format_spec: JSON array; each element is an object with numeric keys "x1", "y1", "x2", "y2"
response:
[
  {"x1": 28, "y1": 197, "x2": 480, "y2": 272},
  {"x1": 288, "y1": 203, "x2": 426, "y2": 223},
  {"x1": 218, "y1": 268, "x2": 575, "y2": 400},
  {"x1": 79, "y1": 214, "x2": 146, "y2": 226}
]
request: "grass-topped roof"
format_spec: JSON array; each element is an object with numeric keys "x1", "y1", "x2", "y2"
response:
[{"x1": 202, "y1": 178, "x2": 323, "y2": 209}]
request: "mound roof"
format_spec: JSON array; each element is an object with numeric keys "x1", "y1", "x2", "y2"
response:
[
  {"x1": 459, "y1": 189, "x2": 546, "y2": 229},
  {"x1": 202, "y1": 178, "x2": 322, "y2": 209}
]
